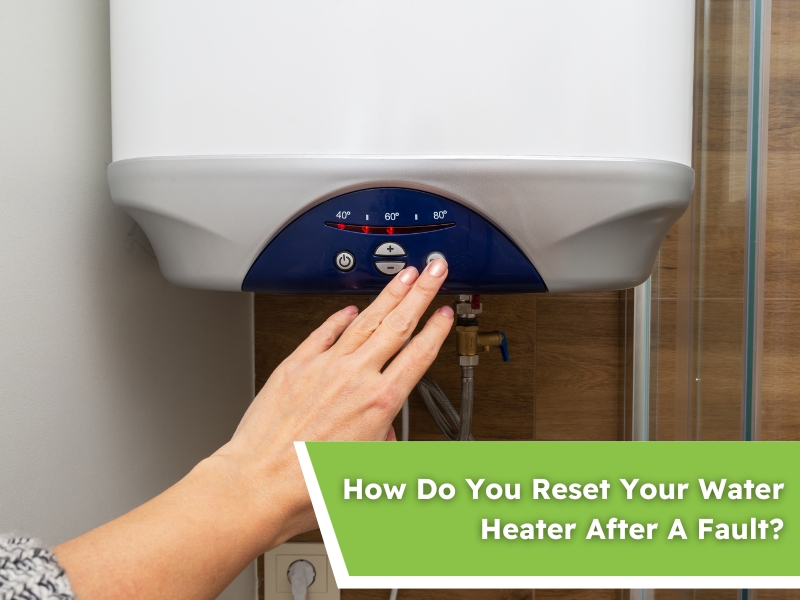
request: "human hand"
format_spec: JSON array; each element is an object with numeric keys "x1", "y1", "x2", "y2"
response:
[
  {"x1": 212, "y1": 258, "x2": 454, "y2": 544},
  {"x1": 54, "y1": 259, "x2": 453, "y2": 600}
]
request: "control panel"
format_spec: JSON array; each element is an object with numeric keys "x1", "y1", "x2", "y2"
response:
[{"x1": 242, "y1": 188, "x2": 547, "y2": 294}]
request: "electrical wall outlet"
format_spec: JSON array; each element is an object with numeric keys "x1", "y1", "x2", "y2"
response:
[{"x1": 263, "y1": 542, "x2": 340, "y2": 600}]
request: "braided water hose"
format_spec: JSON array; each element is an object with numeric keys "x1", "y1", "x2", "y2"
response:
[{"x1": 416, "y1": 373, "x2": 475, "y2": 441}]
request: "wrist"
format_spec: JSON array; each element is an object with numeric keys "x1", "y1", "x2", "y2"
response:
[
  {"x1": 201, "y1": 440, "x2": 316, "y2": 552},
  {"x1": 54, "y1": 446, "x2": 309, "y2": 600}
]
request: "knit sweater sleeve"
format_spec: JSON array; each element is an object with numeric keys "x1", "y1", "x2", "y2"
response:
[{"x1": 0, "y1": 537, "x2": 76, "y2": 600}]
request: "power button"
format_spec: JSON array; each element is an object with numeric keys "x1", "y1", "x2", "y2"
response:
[{"x1": 334, "y1": 251, "x2": 355, "y2": 272}]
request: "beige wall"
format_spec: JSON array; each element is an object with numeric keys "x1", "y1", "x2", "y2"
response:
[{"x1": 0, "y1": 3, "x2": 255, "y2": 598}]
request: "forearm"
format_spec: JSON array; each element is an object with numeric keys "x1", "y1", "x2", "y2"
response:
[
  {"x1": 54, "y1": 453, "x2": 308, "y2": 600},
  {"x1": 52, "y1": 260, "x2": 451, "y2": 600}
]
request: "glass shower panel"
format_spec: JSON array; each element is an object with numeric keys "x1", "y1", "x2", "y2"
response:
[{"x1": 648, "y1": 0, "x2": 751, "y2": 444}]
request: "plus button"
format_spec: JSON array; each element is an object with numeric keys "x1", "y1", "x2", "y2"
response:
[{"x1": 374, "y1": 242, "x2": 407, "y2": 257}]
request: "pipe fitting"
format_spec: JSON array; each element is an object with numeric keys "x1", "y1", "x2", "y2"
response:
[
  {"x1": 455, "y1": 294, "x2": 482, "y2": 319},
  {"x1": 458, "y1": 354, "x2": 480, "y2": 367},
  {"x1": 456, "y1": 325, "x2": 480, "y2": 356},
  {"x1": 456, "y1": 325, "x2": 505, "y2": 357},
  {"x1": 454, "y1": 295, "x2": 510, "y2": 364}
]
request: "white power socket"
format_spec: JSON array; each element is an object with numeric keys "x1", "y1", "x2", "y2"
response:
[{"x1": 263, "y1": 542, "x2": 340, "y2": 600}]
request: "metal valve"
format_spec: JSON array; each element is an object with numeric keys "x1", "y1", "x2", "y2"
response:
[
  {"x1": 417, "y1": 294, "x2": 510, "y2": 443},
  {"x1": 454, "y1": 295, "x2": 510, "y2": 365},
  {"x1": 481, "y1": 331, "x2": 509, "y2": 362}
]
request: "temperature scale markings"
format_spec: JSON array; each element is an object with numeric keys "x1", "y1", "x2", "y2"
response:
[{"x1": 325, "y1": 222, "x2": 455, "y2": 234}]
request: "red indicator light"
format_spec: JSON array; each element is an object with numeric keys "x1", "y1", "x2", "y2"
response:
[{"x1": 325, "y1": 221, "x2": 455, "y2": 234}]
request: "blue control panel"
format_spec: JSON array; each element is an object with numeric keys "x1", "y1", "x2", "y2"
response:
[{"x1": 242, "y1": 188, "x2": 547, "y2": 294}]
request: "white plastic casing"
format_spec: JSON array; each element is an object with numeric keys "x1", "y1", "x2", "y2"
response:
[
  {"x1": 108, "y1": 1, "x2": 696, "y2": 293},
  {"x1": 111, "y1": 1, "x2": 694, "y2": 164}
]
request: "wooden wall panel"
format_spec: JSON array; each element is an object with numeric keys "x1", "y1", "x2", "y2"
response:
[
  {"x1": 648, "y1": 218, "x2": 682, "y2": 445},
  {"x1": 761, "y1": 298, "x2": 800, "y2": 439},
  {"x1": 689, "y1": 299, "x2": 744, "y2": 440},
  {"x1": 254, "y1": 291, "x2": 627, "y2": 600},
  {"x1": 648, "y1": 218, "x2": 681, "y2": 442},
  {"x1": 402, "y1": 295, "x2": 538, "y2": 442},
  {"x1": 534, "y1": 294, "x2": 624, "y2": 441},
  {"x1": 759, "y1": 592, "x2": 800, "y2": 600},
  {"x1": 654, "y1": 591, "x2": 737, "y2": 600},
  {"x1": 343, "y1": 590, "x2": 533, "y2": 600},
  {"x1": 254, "y1": 295, "x2": 371, "y2": 392},
  {"x1": 762, "y1": 0, "x2": 800, "y2": 440},
  {"x1": 757, "y1": 0, "x2": 800, "y2": 598},
  {"x1": 761, "y1": 0, "x2": 800, "y2": 448},
  {"x1": 537, "y1": 592, "x2": 619, "y2": 600},
  {"x1": 700, "y1": 1, "x2": 751, "y2": 155},
  {"x1": 649, "y1": 295, "x2": 677, "y2": 442},
  {"x1": 693, "y1": 593, "x2": 738, "y2": 600}
]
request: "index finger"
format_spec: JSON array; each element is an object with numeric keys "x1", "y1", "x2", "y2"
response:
[
  {"x1": 332, "y1": 266, "x2": 419, "y2": 356},
  {"x1": 381, "y1": 304, "x2": 455, "y2": 394},
  {"x1": 355, "y1": 258, "x2": 448, "y2": 368}
]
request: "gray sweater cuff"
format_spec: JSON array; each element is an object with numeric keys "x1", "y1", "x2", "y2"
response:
[{"x1": 0, "y1": 537, "x2": 76, "y2": 600}]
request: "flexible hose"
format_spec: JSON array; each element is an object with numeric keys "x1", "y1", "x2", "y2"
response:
[
  {"x1": 389, "y1": 381, "x2": 470, "y2": 600},
  {"x1": 416, "y1": 372, "x2": 475, "y2": 441},
  {"x1": 388, "y1": 395, "x2": 410, "y2": 600},
  {"x1": 457, "y1": 366, "x2": 474, "y2": 441},
  {"x1": 392, "y1": 374, "x2": 472, "y2": 600}
]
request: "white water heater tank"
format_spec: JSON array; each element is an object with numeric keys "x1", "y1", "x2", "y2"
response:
[{"x1": 108, "y1": 0, "x2": 695, "y2": 294}]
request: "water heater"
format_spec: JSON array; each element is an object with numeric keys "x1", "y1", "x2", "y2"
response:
[{"x1": 108, "y1": 0, "x2": 695, "y2": 294}]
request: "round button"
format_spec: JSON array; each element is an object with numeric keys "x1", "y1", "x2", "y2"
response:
[
  {"x1": 426, "y1": 251, "x2": 446, "y2": 266},
  {"x1": 335, "y1": 251, "x2": 355, "y2": 272}
]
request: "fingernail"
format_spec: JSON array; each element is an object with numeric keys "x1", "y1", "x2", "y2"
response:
[
  {"x1": 398, "y1": 266, "x2": 418, "y2": 285},
  {"x1": 341, "y1": 305, "x2": 358, "y2": 315},
  {"x1": 437, "y1": 305, "x2": 454, "y2": 318},
  {"x1": 428, "y1": 257, "x2": 448, "y2": 277}
]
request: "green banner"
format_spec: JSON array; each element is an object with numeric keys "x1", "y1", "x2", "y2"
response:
[{"x1": 297, "y1": 441, "x2": 800, "y2": 588}]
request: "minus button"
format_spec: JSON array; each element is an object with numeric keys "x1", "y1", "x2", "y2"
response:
[{"x1": 374, "y1": 261, "x2": 407, "y2": 276}]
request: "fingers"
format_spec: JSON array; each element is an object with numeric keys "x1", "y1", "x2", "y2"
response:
[
  {"x1": 355, "y1": 258, "x2": 449, "y2": 367},
  {"x1": 333, "y1": 266, "x2": 419, "y2": 355},
  {"x1": 288, "y1": 305, "x2": 359, "y2": 362},
  {"x1": 382, "y1": 304, "x2": 454, "y2": 393}
]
